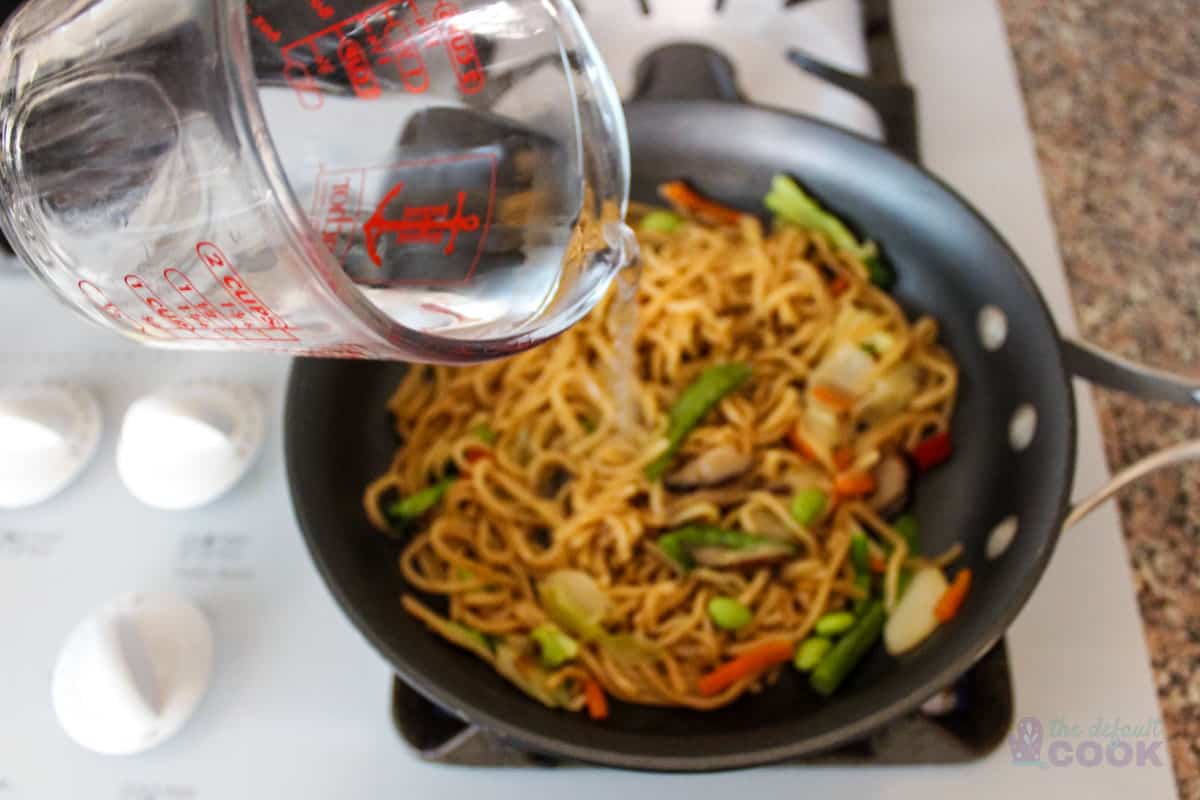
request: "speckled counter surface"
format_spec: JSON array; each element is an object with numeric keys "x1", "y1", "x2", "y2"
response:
[{"x1": 998, "y1": 1, "x2": 1200, "y2": 796}]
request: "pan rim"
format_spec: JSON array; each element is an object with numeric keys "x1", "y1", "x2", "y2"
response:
[{"x1": 284, "y1": 102, "x2": 1078, "y2": 771}]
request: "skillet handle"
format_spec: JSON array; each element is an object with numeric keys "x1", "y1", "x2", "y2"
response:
[
  {"x1": 1064, "y1": 439, "x2": 1200, "y2": 530},
  {"x1": 1062, "y1": 338, "x2": 1200, "y2": 406},
  {"x1": 631, "y1": 44, "x2": 744, "y2": 103},
  {"x1": 1061, "y1": 337, "x2": 1200, "y2": 529}
]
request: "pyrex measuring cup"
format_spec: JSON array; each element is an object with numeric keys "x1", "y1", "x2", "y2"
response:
[{"x1": 0, "y1": 0, "x2": 632, "y2": 361}]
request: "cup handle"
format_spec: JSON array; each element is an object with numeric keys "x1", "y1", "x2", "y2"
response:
[{"x1": 1060, "y1": 338, "x2": 1200, "y2": 529}]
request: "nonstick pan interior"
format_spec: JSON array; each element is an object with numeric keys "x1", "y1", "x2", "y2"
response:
[{"x1": 285, "y1": 102, "x2": 1076, "y2": 770}]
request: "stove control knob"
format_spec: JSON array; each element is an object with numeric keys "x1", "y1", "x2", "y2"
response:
[
  {"x1": 0, "y1": 382, "x2": 101, "y2": 508},
  {"x1": 51, "y1": 592, "x2": 213, "y2": 755},
  {"x1": 117, "y1": 381, "x2": 265, "y2": 510}
]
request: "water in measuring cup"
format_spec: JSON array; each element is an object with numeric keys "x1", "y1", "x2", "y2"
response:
[{"x1": 258, "y1": 86, "x2": 578, "y2": 341}]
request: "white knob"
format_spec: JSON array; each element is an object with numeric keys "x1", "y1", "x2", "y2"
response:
[
  {"x1": 51, "y1": 592, "x2": 213, "y2": 755},
  {"x1": 0, "y1": 382, "x2": 102, "y2": 508},
  {"x1": 116, "y1": 381, "x2": 265, "y2": 510}
]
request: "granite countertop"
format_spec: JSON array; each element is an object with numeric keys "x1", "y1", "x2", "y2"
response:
[{"x1": 998, "y1": 1, "x2": 1200, "y2": 796}]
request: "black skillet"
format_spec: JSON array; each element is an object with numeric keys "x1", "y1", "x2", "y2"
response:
[{"x1": 284, "y1": 45, "x2": 1200, "y2": 771}]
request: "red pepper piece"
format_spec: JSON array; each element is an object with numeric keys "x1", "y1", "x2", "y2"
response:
[{"x1": 910, "y1": 431, "x2": 952, "y2": 471}]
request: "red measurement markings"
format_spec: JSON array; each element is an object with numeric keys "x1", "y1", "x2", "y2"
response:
[
  {"x1": 279, "y1": 0, "x2": 431, "y2": 109},
  {"x1": 195, "y1": 242, "x2": 298, "y2": 342},
  {"x1": 253, "y1": 342, "x2": 372, "y2": 359},
  {"x1": 163, "y1": 269, "x2": 245, "y2": 342},
  {"x1": 247, "y1": 6, "x2": 281, "y2": 43},
  {"x1": 364, "y1": 151, "x2": 496, "y2": 286},
  {"x1": 298, "y1": 343, "x2": 372, "y2": 359},
  {"x1": 312, "y1": 153, "x2": 495, "y2": 283},
  {"x1": 311, "y1": 169, "x2": 367, "y2": 263},
  {"x1": 141, "y1": 314, "x2": 181, "y2": 339},
  {"x1": 366, "y1": 5, "x2": 428, "y2": 93},
  {"x1": 419, "y1": 302, "x2": 467, "y2": 322},
  {"x1": 308, "y1": 0, "x2": 335, "y2": 19},
  {"x1": 431, "y1": 0, "x2": 486, "y2": 95},
  {"x1": 124, "y1": 274, "x2": 214, "y2": 339},
  {"x1": 364, "y1": 183, "x2": 480, "y2": 265},
  {"x1": 337, "y1": 37, "x2": 381, "y2": 100},
  {"x1": 77, "y1": 280, "x2": 160, "y2": 339}
]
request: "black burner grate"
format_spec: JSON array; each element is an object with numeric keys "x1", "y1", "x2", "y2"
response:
[{"x1": 390, "y1": 642, "x2": 1013, "y2": 767}]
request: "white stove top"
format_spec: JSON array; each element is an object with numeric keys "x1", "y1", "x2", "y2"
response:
[
  {"x1": 583, "y1": 0, "x2": 882, "y2": 138},
  {"x1": 0, "y1": 1, "x2": 1177, "y2": 797}
]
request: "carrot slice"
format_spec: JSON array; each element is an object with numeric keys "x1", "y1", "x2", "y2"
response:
[
  {"x1": 833, "y1": 471, "x2": 876, "y2": 498},
  {"x1": 833, "y1": 447, "x2": 855, "y2": 471},
  {"x1": 811, "y1": 385, "x2": 856, "y2": 413},
  {"x1": 934, "y1": 568, "x2": 972, "y2": 622},
  {"x1": 659, "y1": 181, "x2": 744, "y2": 226},
  {"x1": 583, "y1": 678, "x2": 609, "y2": 720},
  {"x1": 829, "y1": 275, "x2": 850, "y2": 297},
  {"x1": 787, "y1": 425, "x2": 820, "y2": 462},
  {"x1": 868, "y1": 552, "x2": 887, "y2": 574},
  {"x1": 464, "y1": 445, "x2": 491, "y2": 464},
  {"x1": 460, "y1": 445, "x2": 492, "y2": 476},
  {"x1": 697, "y1": 640, "x2": 795, "y2": 696}
]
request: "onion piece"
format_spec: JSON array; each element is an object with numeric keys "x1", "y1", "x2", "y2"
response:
[
  {"x1": 858, "y1": 362, "x2": 920, "y2": 423},
  {"x1": 538, "y1": 570, "x2": 609, "y2": 641},
  {"x1": 810, "y1": 343, "x2": 876, "y2": 398},
  {"x1": 494, "y1": 639, "x2": 571, "y2": 708},
  {"x1": 883, "y1": 567, "x2": 949, "y2": 655}
]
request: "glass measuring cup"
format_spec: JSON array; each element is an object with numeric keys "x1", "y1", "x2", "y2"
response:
[{"x1": 0, "y1": 0, "x2": 632, "y2": 362}]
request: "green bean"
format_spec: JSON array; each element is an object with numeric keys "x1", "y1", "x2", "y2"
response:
[
  {"x1": 707, "y1": 597, "x2": 753, "y2": 630},
  {"x1": 655, "y1": 526, "x2": 794, "y2": 571},
  {"x1": 794, "y1": 637, "x2": 833, "y2": 672},
  {"x1": 640, "y1": 210, "x2": 684, "y2": 234},
  {"x1": 645, "y1": 363, "x2": 752, "y2": 480},
  {"x1": 810, "y1": 601, "x2": 886, "y2": 696},
  {"x1": 893, "y1": 514, "x2": 919, "y2": 549},
  {"x1": 852, "y1": 573, "x2": 874, "y2": 617},
  {"x1": 850, "y1": 530, "x2": 870, "y2": 573},
  {"x1": 387, "y1": 477, "x2": 456, "y2": 520},
  {"x1": 863, "y1": 254, "x2": 895, "y2": 290},
  {"x1": 790, "y1": 487, "x2": 828, "y2": 526},
  {"x1": 814, "y1": 611, "x2": 857, "y2": 637},
  {"x1": 471, "y1": 424, "x2": 498, "y2": 445}
]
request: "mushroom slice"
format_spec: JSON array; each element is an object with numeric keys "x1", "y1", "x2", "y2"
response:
[
  {"x1": 665, "y1": 445, "x2": 753, "y2": 490},
  {"x1": 691, "y1": 540, "x2": 794, "y2": 569},
  {"x1": 869, "y1": 453, "x2": 911, "y2": 518}
]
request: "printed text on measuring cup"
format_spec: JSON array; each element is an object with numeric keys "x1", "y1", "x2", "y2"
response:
[
  {"x1": 311, "y1": 152, "x2": 498, "y2": 284},
  {"x1": 277, "y1": 0, "x2": 487, "y2": 111},
  {"x1": 78, "y1": 244, "x2": 296, "y2": 343}
]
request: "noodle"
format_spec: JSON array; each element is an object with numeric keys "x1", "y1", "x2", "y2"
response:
[{"x1": 364, "y1": 210, "x2": 960, "y2": 713}]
